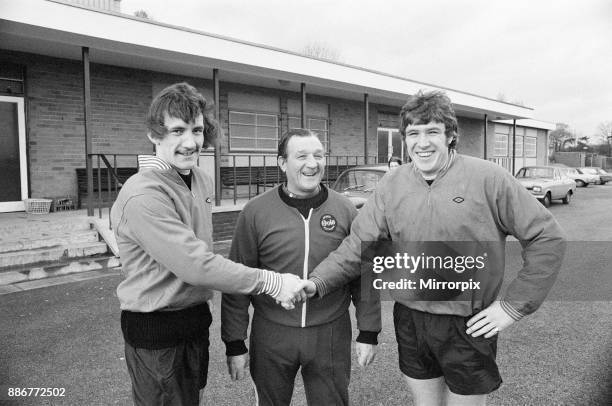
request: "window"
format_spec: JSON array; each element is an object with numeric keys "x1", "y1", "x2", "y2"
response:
[
  {"x1": 229, "y1": 111, "x2": 279, "y2": 151},
  {"x1": 494, "y1": 125, "x2": 509, "y2": 156},
  {"x1": 288, "y1": 116, "x2": 329, "y2": 151},
  {"x1": 524, "y1": 136, "x2": 536, "y2": 157},
  {"x1": 513, "y1": 136, "x2": 523, "y2": 157}
]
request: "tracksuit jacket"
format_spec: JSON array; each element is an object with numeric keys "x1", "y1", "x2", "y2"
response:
[
  {"x1": 221, "y1": 186, "x2": 381, "y2": 352},
  {"x1": 310, "y1": 154, "x2": 566, "y2": 319},
  {"x1": 111, "y1": 157, "x2": 278, "y2": 313}
]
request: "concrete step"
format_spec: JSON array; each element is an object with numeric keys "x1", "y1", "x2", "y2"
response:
[
  {"x1": 0, "y1": 230, "x2": 100, "y2": 253},
  {"x1": 0, "y1": 241, "x2": 109, "y2": 269},
  {"x1": 0, "y1": 254, "x2": 121, "y2": 286},
  {"x1": 0, "y1": 218, "x2": 92, "y2": 239}
]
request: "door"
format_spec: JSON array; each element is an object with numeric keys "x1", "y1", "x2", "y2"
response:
[
  {"x1": 0, "y1": 96, "x2": 28, "y2": 212},
  {"x1": 377, "y1": 128, "x2": 403, "y2": 164}
]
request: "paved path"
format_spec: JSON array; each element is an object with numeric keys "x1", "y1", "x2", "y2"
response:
[{"x1": 1, "y1": 186, "x2": 611, "y2": 405}]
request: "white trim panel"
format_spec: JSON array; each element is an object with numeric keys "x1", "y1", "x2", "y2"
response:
[{"x1": 1, "y1": 0, "x2": 532, "y2": 119}]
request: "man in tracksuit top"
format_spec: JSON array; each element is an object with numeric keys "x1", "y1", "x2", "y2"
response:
[
  {"x1": 304, "y1": 91, "x2": 566, "y2": 405},
  {"x1": 221, "y1": 129, "x2": 381, "y2": 406},
  {"x1": 111, "y1": 83, "x2": 309, "y2": 406}
]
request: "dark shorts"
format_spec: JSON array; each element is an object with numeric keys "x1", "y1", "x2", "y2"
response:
[
  {"x1": 124, "y1": 337, "x2": 210, "y2": 406},
  {"x1": 393, "y1": 302, "x2": 502, "y2": 395}
]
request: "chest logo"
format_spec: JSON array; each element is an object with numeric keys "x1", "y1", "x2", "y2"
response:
[
  {"x1": 452, "y1": 197, "x2": 464, "y2": 203},
  {"x1": 205, "y1": 197, "x2": 212, "y2": 204},
  {"x1": 320, "y1": 214, "x2": 337, "y2": 232}
]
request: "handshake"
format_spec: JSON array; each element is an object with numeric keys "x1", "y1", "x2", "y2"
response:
[{"x1": 274, "y1": 274, "x2": 317, "y2": 310}]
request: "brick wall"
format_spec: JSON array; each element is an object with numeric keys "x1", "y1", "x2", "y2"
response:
[
  {"x1": 457, "y1": 117, "x2": 485, "y2": 158},
  {"x1": 212, "y1": 210, "x2": 240, "y2": 241},
  {"x1": 2, "y1": 49, "x2": 501, "y2": 207}
]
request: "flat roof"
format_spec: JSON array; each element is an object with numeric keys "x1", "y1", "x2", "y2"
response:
[
  {"x1": 493, "y1": 119, "x2": 556, "y2": 131},
  {"x1": 0, "y1": 0, "x2": 533, "y2": 120}
]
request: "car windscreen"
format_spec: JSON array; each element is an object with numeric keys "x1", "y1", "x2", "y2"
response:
[
  {"x1": 334, "y1": 170, "x2": 385, "y2": 192},
  {"x1": 517, "y1": 167, "x2": 554, "y2": 179},
  {"x1": 580, "y1": 168, "x2": 598, "y2": 174}
]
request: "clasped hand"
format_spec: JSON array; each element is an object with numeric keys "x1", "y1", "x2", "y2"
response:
[{"x1": 274, "y1": 274, "x2": 317, "y2": 310}]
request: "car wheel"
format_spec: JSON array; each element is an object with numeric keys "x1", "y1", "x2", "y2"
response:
[
  {"x1": 541, "y1": 193, "x2": 551, "y2": 207},
  {"x1": 562, "y1": 191, "x2": 571, "y2": 204},
  {"x1": 576, "y1": 179, "x2": 586, "y2": 187}
]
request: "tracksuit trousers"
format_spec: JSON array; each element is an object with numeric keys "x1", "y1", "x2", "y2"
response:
[{"x1": 249, "y1": 311, "x2": 352, "y2": 406}]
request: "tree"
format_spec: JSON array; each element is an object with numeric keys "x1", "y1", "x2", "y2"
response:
[
  {"x1": 549, "y1": 123, "x2": 575, "y2": 152},
  {"x1": 301, "y1": 42, "x2": 342, "y2": 62},
  {"x1": 133, "y1": 9, "x2": 152, "y2": 19},
  {"x1": 596, "y1": 121, "x2": 612, "y2": 143}
]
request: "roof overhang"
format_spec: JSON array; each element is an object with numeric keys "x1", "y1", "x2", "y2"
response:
[
  {"x1": 0, "y1": 0, "x2": 534, "y2": 120},
  {"x1": 493, "y1": 119, "x2": 556, "y2": 131}
]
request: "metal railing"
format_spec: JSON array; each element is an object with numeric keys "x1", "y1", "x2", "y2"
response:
[
  {"x1": 488, "y1": 157, "x2": 511, "y2": 172},
  {"x1": 86, "y1": 153, "x2": 378, "y2": 221}
]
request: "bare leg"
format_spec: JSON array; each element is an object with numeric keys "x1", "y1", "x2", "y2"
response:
[
  {"x1": 445, "y1": 387, "x2": 487, "y2": 406},
  {"x1": 403, "y1": 375, "x2": 445, "y2": 406}
]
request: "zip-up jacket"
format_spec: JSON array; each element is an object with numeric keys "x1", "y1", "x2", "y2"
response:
[
  {"x1": 221, "y1": 186, "x2": 381, "y2": 354},
  {"x1": 111, "y1": 157, "x2": 280, "y2": 313},
  {"x1": 310, "y1": 154, "x2": 566, "y2": 319}
]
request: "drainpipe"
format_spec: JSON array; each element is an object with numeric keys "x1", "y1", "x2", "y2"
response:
[
  {"x1": 213, "y1": 68, "x2": 221, "y2": 206},
  {"x1": 483, "y1": 114, "x2": 488, "y2": 160},
  {"x1": 301, "y1": 83, "x2": 306, "y2": 128},
  {"x1": 364, "y1": 93, "x2": 369, "y2": 163},
  {"x1": 82, "y1": 47, "x2": 93, "y2": 216},
  {"x1": 511, "y1": 119, "x2": 517, "y2": 175}
]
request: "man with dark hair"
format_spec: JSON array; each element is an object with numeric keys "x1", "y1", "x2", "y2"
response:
[
  {"x1": 111, "y1": 82, "x2": 307, "y2": 406},
  {"x1": 221, "y1": 129, "x2": 380, "y2": 406},
  {"x1": 304, "y1": 90, "x2": 566, "y2": 405}
]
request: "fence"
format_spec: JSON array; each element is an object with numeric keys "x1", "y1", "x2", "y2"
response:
[{"x1": 86, "y1": 153, "x2": 379, "y2": 224}]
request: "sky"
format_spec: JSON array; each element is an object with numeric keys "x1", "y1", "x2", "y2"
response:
[{"x1": 121, "y1": 0, "x2": 612, "y2": 140}]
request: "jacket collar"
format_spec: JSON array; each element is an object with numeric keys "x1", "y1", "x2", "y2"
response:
[{"x1": 138, "y1": 155, "x2": 172, "y2": 171}]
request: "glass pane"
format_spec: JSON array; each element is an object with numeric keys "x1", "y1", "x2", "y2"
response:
[
  {"x1": 377, "y1": 130, "x2": 389, "y2": 163},
  {"x1": 231, "y1": 137, "x2": 256, "y2": 149},
  {"x1": 0, "y1": 102, "x2": 22, "y2": 201},
  {"x1": 257, "y1": 126, "x2": 278, "y2": 139},
  {"x1": 257, "y1": 138, "x2": 277, "y2": 150},
  {"x1": 229, "y1": 111, "x2": 255, "y2": 125},
  {"x1": 257, "y1": 114, "x2": 277, "y2": 126},
  {"x1": 230, "y1": 124, "x2": 255, "y2": 138}
]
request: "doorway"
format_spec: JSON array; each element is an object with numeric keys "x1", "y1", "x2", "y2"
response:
[
  {"x1": 0, "y1": 96, "x2": 28, "y2": 212},
  {"x1": 377, "y1": 127, "x2": 404, "y2": 164}
]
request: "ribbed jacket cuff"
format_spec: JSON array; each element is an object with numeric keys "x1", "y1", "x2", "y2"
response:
[
  {"x1": 224, "y1": 340, "x2": 248, "y2": 356},
  {"x1": 310, "y1": 276, "x2": 327, "y2": 298},
  {"x1": 500, "y1": 300, "x2": 525, "y2": 321},
  {"x1": 356, "y1": 330, "x2": 379, "y2": 345},
  {"x1": 258, "y1": 270, "x2": 282, "y2": 298}
]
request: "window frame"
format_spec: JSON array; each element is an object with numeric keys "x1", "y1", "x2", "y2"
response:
[{"x1": 228, "y1": 110, "x2": 280, "y2": 152}]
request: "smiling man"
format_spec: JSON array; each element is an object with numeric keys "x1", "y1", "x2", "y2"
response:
[
  {"x1": 304, "y1": 90, "x2": 566, "y2": 405},
  {"x1": 221, "y1": 129, "x2": 380, "y2": 406},
  {"x1": 111, "y1": 83, "x2": 308, "y2": 406}
]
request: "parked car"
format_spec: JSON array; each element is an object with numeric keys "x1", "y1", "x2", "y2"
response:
[
  {"x1": 579, "y1": 167, "x2": 612, "y2": 185},
  {"x1": 332, "y1": 165, "x2": 389, "y2": 208},
  {"x1": 515, "y1": 166, "x2": 576, "y2": 207},
  {"x1": 558, "y1": 167, "x2": 595, "y2": 187}
]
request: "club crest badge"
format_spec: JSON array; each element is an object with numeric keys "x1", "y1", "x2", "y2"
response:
[{"x1": 320, "y1": 214, "x2": 337, "y2": 232}]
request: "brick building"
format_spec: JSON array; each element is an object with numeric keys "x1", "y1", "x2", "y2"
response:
[{"x1": 0, "y1": 0, "x2": 553, "y2": 213}]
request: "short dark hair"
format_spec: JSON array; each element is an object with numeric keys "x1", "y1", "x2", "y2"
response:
[
  {"x1": 399, "y1": 90, "x2": 458, "y2": 149},
  {"x1": 388, "y1": 156, "x2": 402, "y2": 166},
  {"x1": 146, "y1": 82, "x2": 220, "y2": 148},
  {"x1": 277, "y1": 128, "x2": 321, "y2": 158}
]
